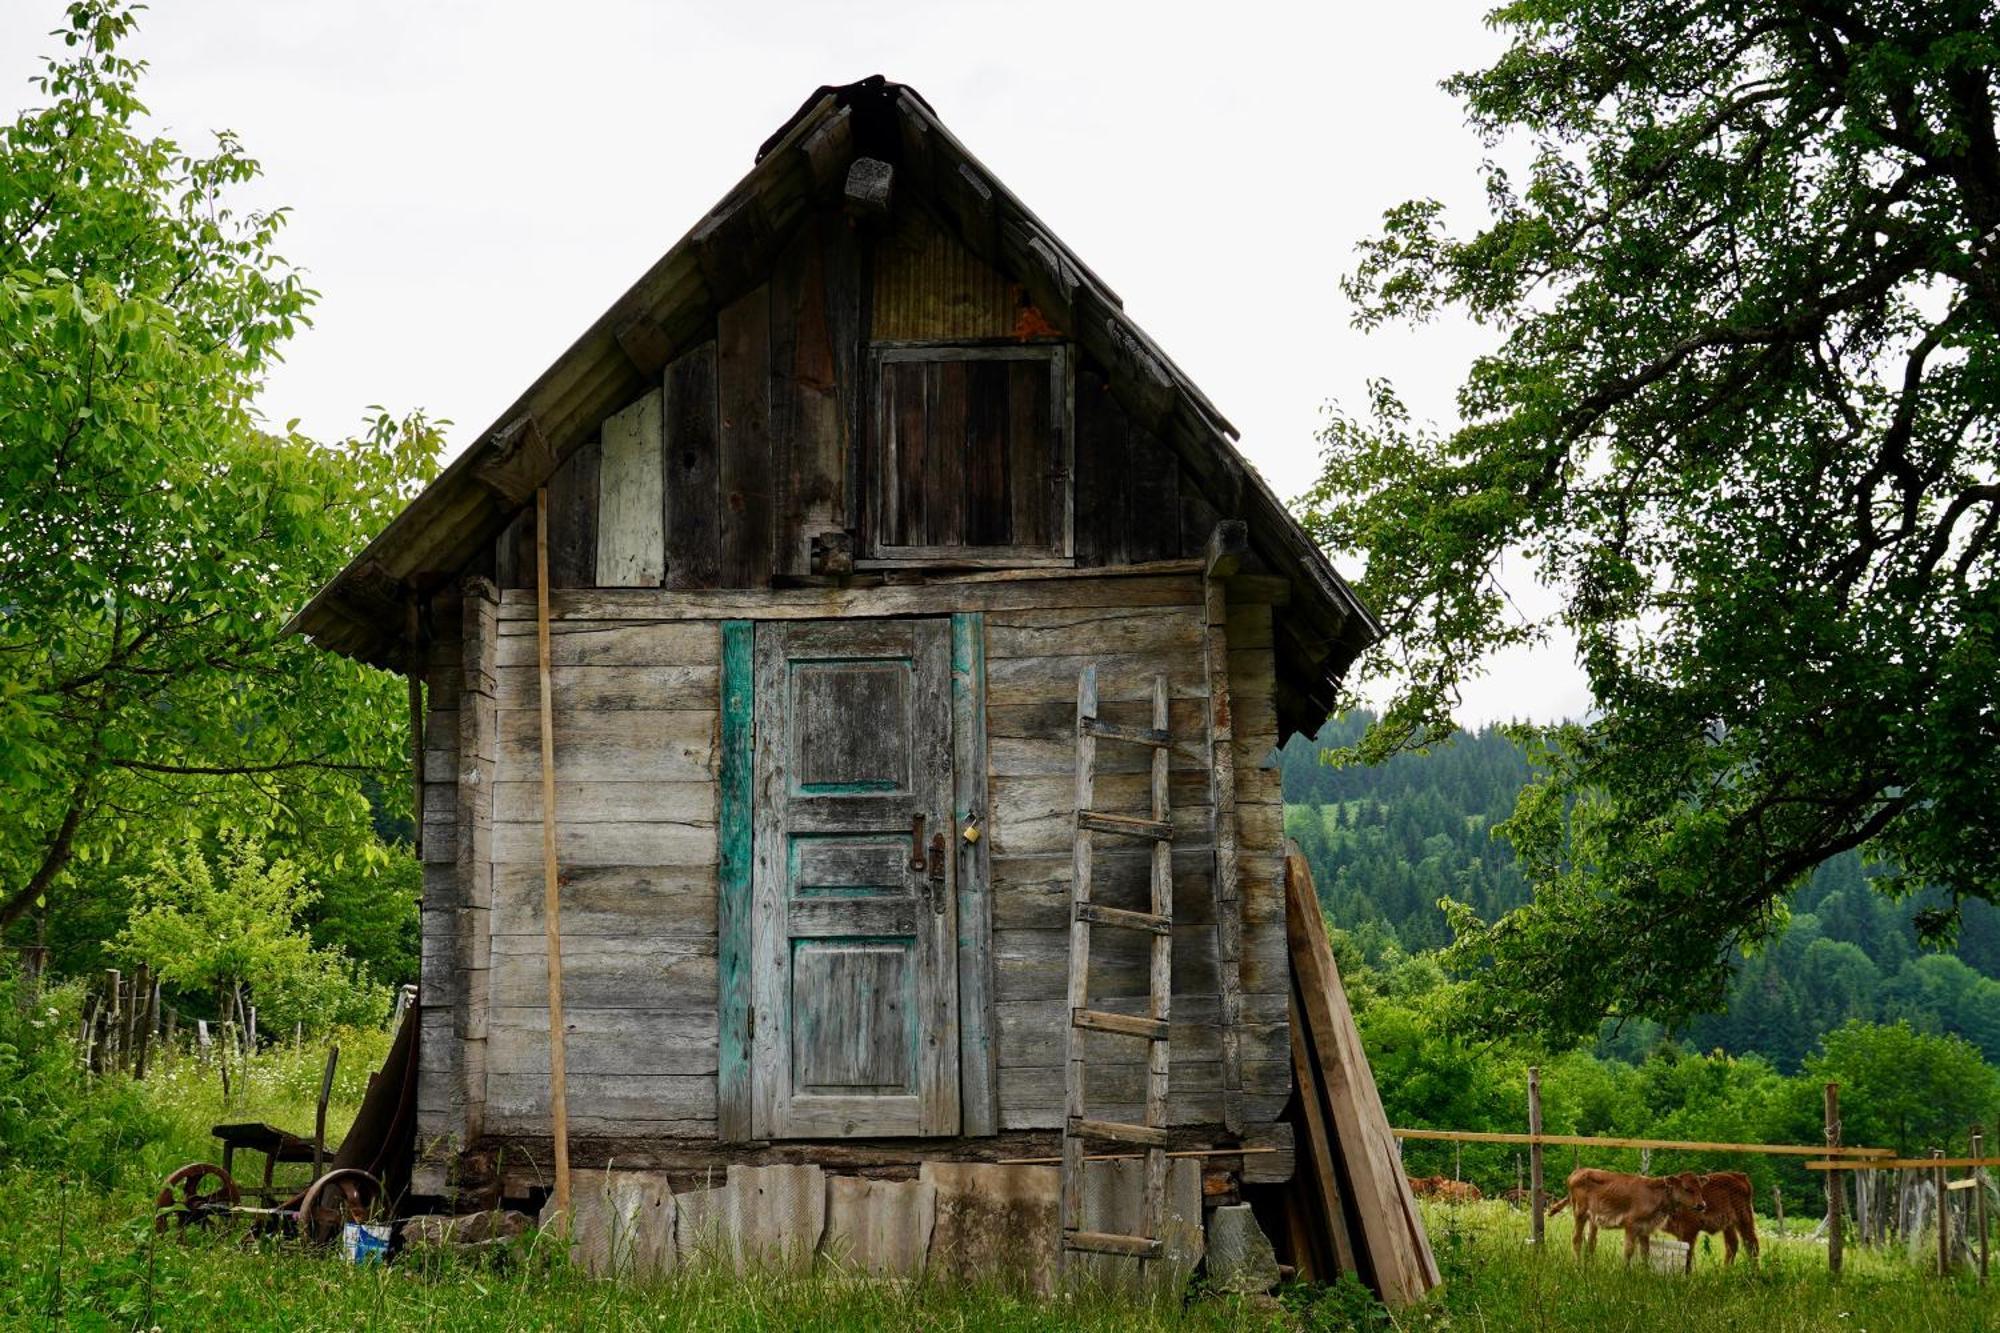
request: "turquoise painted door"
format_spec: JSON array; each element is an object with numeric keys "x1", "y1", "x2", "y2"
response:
[{"x1": 749, "y1": 619, "x2": 960, "y2": 1138}]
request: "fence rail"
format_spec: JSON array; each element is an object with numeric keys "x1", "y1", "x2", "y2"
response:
[
  {"x1": 1806, "y1": 1156, "x2": 2000, "y2": 1171},
  {"x1": 1393, "y1": 1128, "x2": 1893, "y2": 1158}
]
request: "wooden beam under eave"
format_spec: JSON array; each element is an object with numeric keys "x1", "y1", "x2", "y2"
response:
[
  {"x1": 474, "y1": 415, "x2": 557, "y2": 507},
  {"x1": 797, "y1": 103, "x2": 854, "y2": 195},
  {"x1": 613, "y1": 313, "x2": 674, "y2": 377},
  {"x1": 1205, "y1": 521, "x2": 1249, "y2": 581}
]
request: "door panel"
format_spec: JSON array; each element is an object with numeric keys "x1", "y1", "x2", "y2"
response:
[{"x1": 751, "y1": 618, "x2": 959, "y2": 1138}]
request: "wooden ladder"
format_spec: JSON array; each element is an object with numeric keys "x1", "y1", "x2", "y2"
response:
[{"x1": 1061, "y1": 665, "x2": 1175, "y2": 1270}]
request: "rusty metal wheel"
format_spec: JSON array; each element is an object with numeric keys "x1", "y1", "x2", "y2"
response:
[
  {"x1": 154, "y1": 1162, "x2": 240, "y2": 1232},
  {"x1": 296, "y1": 1168, "x2": 383, "y2": 1246}
]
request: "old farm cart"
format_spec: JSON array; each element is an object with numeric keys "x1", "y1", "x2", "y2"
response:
[{"x1": 288, "y1": 77, "x2": 1430, "y2": 1299}]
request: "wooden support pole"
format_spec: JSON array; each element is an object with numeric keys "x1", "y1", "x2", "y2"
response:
[
  {"x1": 1976, "y1": 1127, "x2": 1989, "y2": 1284},
  {"x1": 1825, "y1": 1082, "x2": 1843, "y2": 1276},
  {"x1": 1936, "y1": 1148, "x2": 1951, "y2": 1278},
  {"x1": 1528, "y1": 1066, "x2": 1545, "y2": 1247},
  {"x1": 314, "y1": 1046, "x2": 339, "y2": 1181},
  {"x1": 407, "y1": 595, "x2": 425, "y2": 861},
  {"x1": 535, "y1": 487, "x2": 572, "y2": 1223},
  {"x1": 1773, "y1": 1183, "x2": 1784, "y2": 1236}
]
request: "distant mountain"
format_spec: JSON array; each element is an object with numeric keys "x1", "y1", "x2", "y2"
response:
[{"x1": 1280, "y1": 713, "x2": 2000, "y2": 1071}]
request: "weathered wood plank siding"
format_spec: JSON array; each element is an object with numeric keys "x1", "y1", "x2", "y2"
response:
[
  {"x1": 452, "y1": 575, "x2": 1293, "y2": 1146},
  {"x1": 482, "y1": 615, "x2": 723, "y2": 1138},
  {"x1": 417, "y1": 590, "x2": 464, "y2": 1160},
  {"x1": 1226, "y1": 598, "x2": 1291, "y2": 1128},
  {"x1": 983, "y1": 583, "x2": 1228, "y2": 1130}
]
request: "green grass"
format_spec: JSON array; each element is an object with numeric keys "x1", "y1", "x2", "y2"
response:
[
  {"x1": 1390, "y1": 1199, "x2": 1998, "y2": 1332},
  {"x1": 5, "y1": 1029, "x2": 1996, "y2": 1329}
]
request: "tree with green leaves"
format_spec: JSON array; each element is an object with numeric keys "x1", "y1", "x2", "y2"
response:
[
  {"x1": 1304, "y1": 0, "x2": 2000, "y2": 1038},
  {"x1": 0, "y1": 1, "x2": 442, "y2": 934},
  {"x1": 114, "y1": 832, "x2": 383, "y2": 1032}
]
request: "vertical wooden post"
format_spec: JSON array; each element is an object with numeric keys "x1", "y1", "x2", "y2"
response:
[
  {"x1": 103, "y1": 970, "x2": 121, "y2": 1073},
  {"x1": 1773, "y1": 1183, "x2": 1784, "y2": 1237},
  {"x1": 1825, "y1": 1082, "x2": 1843, "y2": 1276},
  {"x1": 131, "y1": 968, "x2": 153, "y2": 1080},
  {"x1": 535, "y1": 487, "x2": 572, "y2": 1223},
  {"x1": 407, "y1": 595, "x2": 426, "y2": 862},
  {"x1": 314, "y1": 1046, "x2": 339, "y2": 1181},
  {"x1": 1935, "y1": 1148, "x2": 1951, "y2": 1278},
  {"x1": 1975, "y1": 1127, "x2": 1989, "y2": 1284},
  {"x1": 1528, "y1": 1066, "x2": 1545, "y2": 1246}
]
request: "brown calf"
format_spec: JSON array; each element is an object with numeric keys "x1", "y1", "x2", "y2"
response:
[
  {"x1": 1663, "y1": 1171, "x2": 1760, "y2": 1271},
  {"x1": 1560, "y1": 1168, "x2": 1707, "y2": 1265},
  {"x1": 1406, "y1": 1175, "x2": 1485, "y2": 1204}
]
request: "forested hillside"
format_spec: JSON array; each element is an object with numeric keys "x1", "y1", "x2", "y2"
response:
[{"x1": 1281, "y1": 714, "x2": 2000, "y2": 1072}]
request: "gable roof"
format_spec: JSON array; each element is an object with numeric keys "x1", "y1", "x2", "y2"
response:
[{"x1": 290, "y1": 77, "x2": 1377, "y2": 738}]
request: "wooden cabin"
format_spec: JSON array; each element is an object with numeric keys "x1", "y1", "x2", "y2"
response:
[{"x1": 292, "y1": 77, "x2": 1382, "y2": 1282}]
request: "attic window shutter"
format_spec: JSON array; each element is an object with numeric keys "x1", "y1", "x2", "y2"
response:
[{"x1": 869, "y1": 345, "x2": 1070, "y2": 559}]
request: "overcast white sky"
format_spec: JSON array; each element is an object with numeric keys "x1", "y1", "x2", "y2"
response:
[{"x1": 3, "y1": 0, "x2": 1588, "y2": 725}]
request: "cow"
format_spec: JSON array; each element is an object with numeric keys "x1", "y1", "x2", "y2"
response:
[
  {"x1": 1663, "y1": 1171, "x2": 1760, "y2": 1271},
  {"x1": 1406, "y1": 1175, "x2": 1483, "y2": 1204},
  {"x1": 1555, "y1": 1168, "x2": 1708, "y2": 1264}
]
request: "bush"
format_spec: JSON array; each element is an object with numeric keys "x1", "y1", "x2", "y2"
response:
[
  {"x1": 114, "y1": 832, "x2": 388, "y2": 1033},
  {"x1": 0, "y1": 970, "x2": 174, "y2": 1188}
]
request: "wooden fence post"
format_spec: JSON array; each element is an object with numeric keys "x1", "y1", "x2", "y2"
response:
[
  {"x1": 103, "y1": 970, "x2": 121, "y2": 1074},
  {"x1": 1975, "y1": 1127, "x2": 1989, "y2": 1285},
  {"x1": 1528, "y1": 1066, "x2": 1545, "y2": 1246},
  {"x1": 1825, "y1": 1082, "x2": 1843, "y2": 1276},
  {"x1": 1935, "y1": 1148, "x2": 1951, "y2": 1278},
  {"x1": 1774, "y1": 1184, "x2": 1784, "y2": 1237}
]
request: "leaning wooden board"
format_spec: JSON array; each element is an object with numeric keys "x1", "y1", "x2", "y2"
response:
[{"x1": 1286, "y1": 846, "x2": 1439, "y2": 1307}]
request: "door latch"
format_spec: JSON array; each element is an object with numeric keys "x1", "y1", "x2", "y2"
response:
[
  {"x1": 926, "y1": 832, "x2": 948, "y2": 913},
  {"x1": 908, "y1": 813, "x2": 928, "y2": 872}
]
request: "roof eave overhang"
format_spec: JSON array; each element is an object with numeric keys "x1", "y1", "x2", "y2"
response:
[{"x1": 289, "y1": 80, "x2": 1379, "y2": 732}]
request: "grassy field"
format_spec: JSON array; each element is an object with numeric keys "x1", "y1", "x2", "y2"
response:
[
  {"x1": 4, "y1": 1030, "x2": 1995, "y2": 1330},
  {"x1": 1405, "y1": 1198, "x2": 1997, "y2": 1332}
]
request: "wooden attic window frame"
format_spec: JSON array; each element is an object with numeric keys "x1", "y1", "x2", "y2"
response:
[{"x1": 862, "y1": 342, "x2": 1075, "y2": 568}]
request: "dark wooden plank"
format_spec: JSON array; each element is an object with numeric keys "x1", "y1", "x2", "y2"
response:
[
  {"x1": 820, "y1": 209, "x2": 870, "y2": 547},
  {"x1": 494, "y1": 508, "x2": 533, "y2": 590},
  {"x1": 664, "y1": 341, "x2": 721, "y2": 589},
  {"x1": 926, "y1": 359, "x2": 968, "y2": 546},
  {"x1": 965, "y1": 359, "x2": 1010, "y2": 545},
  {"x1": 1073, "y1": 365, "x2": 1126, "y2": 566},
  {"x1": 1177, "y1": 464, "x2": 1222, "y2": 561},
  {"x1": 890, "y1": 360, "x2": 928, "y2": 548},
  {"x1": 546, "y1": 437, "x2": 599, "y2": 587},
  {"x1": 1125, "y1": 419, "x2": 1180, "y2": 563},
  {"x1": 1009, "y1": 359, "x2": 1050, "y2": 550},
  {"x1": 718, "y1": 285, "x2": 773, "y2": 588},
  {"x1": 768, "y1": 218, "x2": 841, "y2": 578}
]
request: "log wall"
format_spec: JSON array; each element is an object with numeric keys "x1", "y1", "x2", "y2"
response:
[{"x1": 414, "y1": 574, "x2": 1290, "y2": 1159}]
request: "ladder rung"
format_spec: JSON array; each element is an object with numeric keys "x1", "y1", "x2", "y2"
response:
[
  {"x1": 1076, "y1": 902, "x2": 1171, "y2": 935},
  {"x1": 1073, "y1": 1008, "x2": 1169, "y2": 1040},
  {"x1": 1064, "y1": 1229, "x2": 1162, "y2": 1259},
  {"x1": 1078, "y1": 811, "x2": 1172, "y2": 841},
  {"x1": 1081, "y1": 717, "x2": 1172, "y2": 748},
  {"x1": 1068, "y1": 1116, "x2": 1169, "y2": 1147}
]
